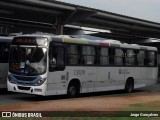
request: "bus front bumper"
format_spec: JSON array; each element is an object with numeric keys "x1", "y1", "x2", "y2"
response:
[{"x1": 7, "y1": 80, "x2": 47, "y2": 96}]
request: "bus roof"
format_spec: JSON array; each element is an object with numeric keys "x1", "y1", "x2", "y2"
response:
[
  {"x1": 0, "y1": 36, "x2": 13, "y2": 43},
  {"x1": 59, "y1": 35, "x2": 157, "y2": 51},
  {"x1": 14, "y1": 34, "x2": 157, "y2": 51}
]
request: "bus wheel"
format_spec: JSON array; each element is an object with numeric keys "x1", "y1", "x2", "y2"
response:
[
  {"x1": 67, "y1": 82, "x2": 79, "y2": 98},
  {"x1": 125, "y1": 79, "x2": 134, "y2": 93}
]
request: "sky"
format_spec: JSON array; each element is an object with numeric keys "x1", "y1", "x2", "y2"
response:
[{"x1": 57, "y1": 0, "x2": 160, "y2": 23}]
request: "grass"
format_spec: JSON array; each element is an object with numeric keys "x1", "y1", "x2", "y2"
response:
[
  {"x1": 51, "y1": 101, "x2": 160, "y2": 120},
  {"x1": 126, "y1": 101, "x2": 160, "y2": 111}
]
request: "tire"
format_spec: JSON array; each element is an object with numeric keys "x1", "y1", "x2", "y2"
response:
[
  {"x1": 125, "y1": 79, "x2": 134, "y2": 93},
  {"x1": 67, "y1": 83, "x2": 79, "y2": 98}
]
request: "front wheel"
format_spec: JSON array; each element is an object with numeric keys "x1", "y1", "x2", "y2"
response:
[
  {"x1": 67, "y1": 83, "x2": 79, "y2": 98},
  {"x1": 125, "y1": 79, "x2": 134, "y2": 93}
]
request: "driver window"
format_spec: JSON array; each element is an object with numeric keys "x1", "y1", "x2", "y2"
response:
[
  {"x1": 54, "y1": 47, "x2": 64, "y2": 65},
  {"x1": 49, "y1": 43, "x2": 65, "y2": 71}
]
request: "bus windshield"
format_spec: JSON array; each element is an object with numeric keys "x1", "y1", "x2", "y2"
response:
[{"x1": 9, "y1": 46, "x2": 47, "y2": 76}]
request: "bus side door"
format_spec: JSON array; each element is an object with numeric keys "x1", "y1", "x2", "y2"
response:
[{"x1": 47, "y1": 42, "x2": 66, "y2": 95}]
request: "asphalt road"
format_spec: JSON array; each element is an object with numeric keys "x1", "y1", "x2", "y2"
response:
[{"x1": 0, "y1": 83, "x2": 160, "y2": 107}]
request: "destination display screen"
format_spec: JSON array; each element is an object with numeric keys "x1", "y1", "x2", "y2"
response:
[
  {"x1": 12, "y1": 37, "x2": 48, "y2": 46},
  {"x1": 12, "y1": 37, "x2": 37, "y2": 45}
]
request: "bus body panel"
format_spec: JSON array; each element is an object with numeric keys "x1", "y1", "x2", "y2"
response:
[
  {"x1": 0, "y1": 63, "x2": 9, "y2": 88},
  {"x1": 46, "y1": 66, "x2": 97, "y2": 95},
  {"x1": 124, "y1": 67, "x2": 158, "y2": 88},
  {"x1": 72, "y1": 67, "x2": 97, "y2": 93},
  {"x1": 96, "y1": 67, "x2": 125, "y2": 91},
  {"x1": 47, "y1": 70, "x2": 67, "y2": 95}
]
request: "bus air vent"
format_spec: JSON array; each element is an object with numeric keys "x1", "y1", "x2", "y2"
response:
[{"x1": 18, "y1": 86, "x2": 31, "y2": 91}]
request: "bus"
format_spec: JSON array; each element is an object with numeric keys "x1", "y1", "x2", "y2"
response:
[
  {"x1": 137, "y1": 38, "x2": 160, "y2": 79},
  {"x1": 0, "y1": 36, "x2": 12, "y2": 88},
  {"x1": 7, "y1": 34, "x2": 158, "y2": 97}
]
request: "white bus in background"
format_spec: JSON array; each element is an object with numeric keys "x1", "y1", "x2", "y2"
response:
[
  {"x1": 137, "y1": 38, "x2": 160, "y2": 79},
  {"x1": 7, "y1": 34, "x2": 158, "y2": 97},
  {"x1": 0, "y1": 36, "x2": 12, "y2": 88}
]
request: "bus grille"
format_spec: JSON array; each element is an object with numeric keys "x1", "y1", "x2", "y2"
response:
[
  {"x1": 18, "y1": 86, "x2": 31, "y2": 91},
  {"x1": 14, "y1": 76, "x2": 36, "y2": 81}
]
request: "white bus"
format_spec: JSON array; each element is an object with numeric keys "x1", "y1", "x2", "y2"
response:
[
  {"x1": 7, "y1": 34, "x2": 158, "y2": 97},
  {"x1": 136, "y1": 38, "x2": 160, "y2": 79},
  {"x1": 0, "y1": 36, "x2": 12, "y2": 88}
]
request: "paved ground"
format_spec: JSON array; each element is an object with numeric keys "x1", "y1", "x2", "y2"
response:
[{"x1": 0, "y1": 83, "x2": 160, "y2": 111}]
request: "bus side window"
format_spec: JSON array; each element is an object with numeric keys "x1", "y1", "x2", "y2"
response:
[
  {"x1": 125, "y1": 50, "x2": 136, "y2": 66},
  {"x1": 114, "y1": 48, "x2": 124, "y2": 65},
  {"x1": 49, "y1": 43, "x2": 65, "y2": 71},
  {"x1": 147, "y1": 51, "x2": 157, "y2": 66},
  {"x1": 99, "y1": 47, "x2": 109, "y2": 65},
  {"x1": 82, "y1": 46, "x2": 95, "y2": 65},
  {"x1": 137, "y1": 51, "x2": 146, "y2": 66},
  {"x1": 67, "y1": 44, "x2": 79, "y2": 65}
]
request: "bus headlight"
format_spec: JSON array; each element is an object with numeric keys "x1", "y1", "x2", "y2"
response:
[
  {"x1": 8, "y1": 75, "x2": 14, "y2": 83},
  {"x1": 35, "y1": 78, "x2": 46, "y2": 86}
]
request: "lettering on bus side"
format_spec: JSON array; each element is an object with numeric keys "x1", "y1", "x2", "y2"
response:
[{"x1": 74, "y1": 70, "x2": 85, "y2": 75}]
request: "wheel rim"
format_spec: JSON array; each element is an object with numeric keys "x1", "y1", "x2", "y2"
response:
[{"x1": 69, "y1": 86, "x2": 76, "y2": 96}]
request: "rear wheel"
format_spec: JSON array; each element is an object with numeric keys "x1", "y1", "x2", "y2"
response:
[{"x1": 125, "y1": 79, "x2": 134, "y2": 93}]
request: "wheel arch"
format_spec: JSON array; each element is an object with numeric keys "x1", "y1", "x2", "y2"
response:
[{"x1": 126, "y1": 77, "x2": 134, "y2": 84}]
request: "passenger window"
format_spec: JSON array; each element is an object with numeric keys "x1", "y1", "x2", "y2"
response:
[
  {"x1": 126, "y1": 50, "x2": 136, "y2": 65},
  {"x1": 114, "y1": 49, "x2": 124, "y2": 65},
  {"x1": 82, "y1": 46, "x2": 95, "y2": 65},
  {"x1": 100, "y1": 47, "x2": 109, "y2": 65},
  {"x1": 137, "y1": 51, "x2": 146, "y2": 66},
  {"x1": 148, "y1": 51, "x2": 156, "y2": 66},
  {"x1": 67, "y1": 45, "x2": 79, "y2": 65}
]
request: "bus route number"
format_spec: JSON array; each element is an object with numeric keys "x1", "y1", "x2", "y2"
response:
[{"x1": 74, "y1": 70, "x2": 85, "y2": 75}]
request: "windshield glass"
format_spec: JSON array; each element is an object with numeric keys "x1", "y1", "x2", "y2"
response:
[{"x1": 9, "y1": 46, "x2": 47, "y2": 76}]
